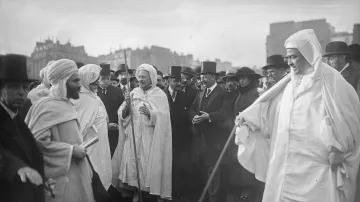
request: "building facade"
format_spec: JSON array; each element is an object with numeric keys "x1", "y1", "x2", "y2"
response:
[
  {"x1": 353, "y1": 24, "x2": 360, "y2": 44},
  {"x1": 28, "y1": 39, "x2": 98, "y2": 80}
]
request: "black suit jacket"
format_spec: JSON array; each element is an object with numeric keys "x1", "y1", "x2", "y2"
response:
[
  {"x1": 97, "y1": 85, "x2": 124, "y2": 124},
  {"x1": 163, "y1": 88, "x2": 189, "y2": 147},
  {"x1": 0, "y1": 105, "x2": 44, "y2": 202},
  {"x1": 188, "y1": 85, "x2": 230, "y2": 165}
]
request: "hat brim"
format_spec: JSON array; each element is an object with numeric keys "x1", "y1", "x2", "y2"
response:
[
  {"x1": 232, "y1": 73, "x2": 262, "y2": 80},
  {"x1": 167, "y1": 75, "x2": 181, "y2": 79},
  {"x1": 115, "y1": 69, "x2": 134, "y2": 77},
  {"x1": 322, "y1": 52, "x2": 350, "y2": 57},
  {"x1": 262, "y1": 63, "x2": 289, "y2": 71},
  {"x1": 181, "y1": 71, "x2": 194, "y2": 77},
  {"x1": 200, "y1": 72, "x2": 218, "y2": 76}
]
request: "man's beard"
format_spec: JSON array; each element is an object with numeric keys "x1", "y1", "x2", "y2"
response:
[
  {"x1": 120, "y1": 78, "x2": 127, "y2": 86},
  {"x1": 67, "y1": 86, "x2": 80, "y2": 100}
]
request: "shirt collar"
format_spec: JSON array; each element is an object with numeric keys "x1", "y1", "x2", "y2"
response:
[
  {"x1": 207, "y1": 82, "x2": 217, "y2": 92},
  {"x1": 0, "y1": 101, "x2": 17, "y2": 119},
  {"x1": 168, "y1": 86, "x2": 174, "y2": 94}
]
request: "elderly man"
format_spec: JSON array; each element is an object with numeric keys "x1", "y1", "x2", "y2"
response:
[
  {"x1": 189, "y1": 61, "x2": 230, "y2": 202},
  {"x1": 112, "y1": 64, "x2": 172, "y2": 202},
  {"x1": 235, "y1": 29, "x2": 360, "y2": 202},
  {"x1": 25, "y1": 59, "x2": 95, "y2": 202},
  {"x1": 74, "y1": 64, "x2": 112, "y2": 190},
  {"x1": 262, "y1": 55, "x2": 289, "y2": 88},
  {"x1": 323, "y1": 41, "x2": 360, "y2": 94},
  {"x1": 0, "y1": 54, "x2": 45, "y2": 202}
]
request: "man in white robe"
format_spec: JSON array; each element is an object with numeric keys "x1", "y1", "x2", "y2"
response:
[
  {"x1": 112, "y1": 64, "x2": 172, "y2": 202},
  {"x1": 74, "y1": 64, "x2": 112, "y2": 189},
  {"x1": 25, "y1": 59, "x2": 95, "y2": 202},
  {"x1": 235, "y1": 29, "x2": 360, "y2": 202}
]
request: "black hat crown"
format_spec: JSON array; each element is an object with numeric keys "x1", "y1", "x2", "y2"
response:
[
  {"x1": 168, "y1": 66, "x2": 182, "y2": 79},
  {"x1": 323, "y1": 41, "x2": 349, "y2": 57},
  {"x1": 0, "y1": 54, "x2": 33, "y2": 82},
  {"x1": 234, "y1": 67, "x2": 262, "y2": 80},
  {"x1": 200, "y1": 61, "x2": 217, "y2": 75},
  {"x1": 262, "y1": 55, "x2": 289, "y2": 70},
  {"x1": 114, "y1": 64, "x2": 133, "y2": 77},
  {"x1": 100, "y1": 63, "x2": 111, "y2": 76}
]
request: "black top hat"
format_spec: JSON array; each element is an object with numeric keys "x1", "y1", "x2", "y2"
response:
[
  {"x1": 233, "y1": 67, "x2": 262, "y2": 80},
  {"x1": 100, "y1": 63, "x2": 111, "y2": 76},
  {"x1": 323, "y1": 41, "x2": 349, "y2": 57},
  {"x1": 168, "y1": 66, "x2": 182, "y2": 79},
  {"x1": 181, "y1": 66, "x2": 194, "y2": 77},
  {"x1": 348, "y1": 44, "x2": 360, "y2": 57},
  {"x1": 200, "y1": 61, "x2": 217, "y2": 75},
  {"x1": 114, "y1": 64, "x2": 133, "y2": 77},
  {"x1": 262, "y1": 55, "x2": 289, "y2": 70},
  {"x1": 0, "y1": 54, "x2": 34, "y2": 82}
]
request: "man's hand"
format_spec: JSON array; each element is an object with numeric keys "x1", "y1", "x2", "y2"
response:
[
  {"x1": 108, "y1": 123, "x2": 118, "y2": 131},
  {"x1": 192, "y1": 111, "x2": 210, "y2": 124},
  {"x1": 72, "y1": 145, "x2": 86, "y2": 160},
  {"x1": 328, "y1": 146, "x2": 345, "y2": 170},
  {"x1": 17, "y1": 167, "x2": 43, "y2": 186},
  {"x1": 139, "y1": 104, "x2": 150, "y2": 117}
]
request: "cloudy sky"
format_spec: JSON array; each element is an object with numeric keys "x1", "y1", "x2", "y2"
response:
[{"x1": 0, "y1": 0, "x2": 359, "y2": 66}]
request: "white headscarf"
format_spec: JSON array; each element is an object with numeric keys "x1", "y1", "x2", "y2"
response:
[
  {"x1": 136, "y1": 64, "x2": 157, "y2": 89},
  {"x1": 47, "y1": 59, "x2": 78, "y2": 99},
  {"x1": 78, "y1": 64, "x2": 101, "y2": 93}
]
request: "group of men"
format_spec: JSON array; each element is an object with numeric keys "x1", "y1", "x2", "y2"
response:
[{"x1": 1, "y1": 28, "x2": 360, "y2": 202}]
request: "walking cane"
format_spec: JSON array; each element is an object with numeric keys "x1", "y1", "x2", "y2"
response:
[
  {"x1": 124, "y1": 50, "x2": 143, "y2": 202},
  {"x1": 198, "y1": 125, "x2": 237, "y2": 202}
]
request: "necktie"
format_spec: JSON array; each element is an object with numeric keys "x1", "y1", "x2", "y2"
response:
[
  {"x1": 171, "y1": 91, "x2": 177, "y2": 101},
  {"x1": 206, "y1": 88, "x2": 211, "y2": 97},
  {"x1": 102, "y1": 88, "x2": 106, "y2": 95}
]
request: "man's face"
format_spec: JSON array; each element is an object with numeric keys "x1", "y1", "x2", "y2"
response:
[
  {"x1": 89, "y1": 78, "x2": 99, "y2": 93},
  {"x1": 118, "y1": 73, "x2": 128, "y2": 86},
  {"x1": 138, "y1": 70, "x2": 152, "y2": 90},
  {"x1": 200, "y1": 74, "x2": 215, "y2": 88},
  {"x1": 111, "y1": 80, "x2": 119, "y2": 87},
  {"x1": 226, "y1": 78, "x2": 238, "y2": 92},
  {"x1": 99, "y1": 75, "x2": 111, "y2": 88},
  {"x1": 238, "y1": 76, "x2": 251, "y2": 87},
  {"x1": 0, "y1": 81, "x2": 29, "y2": 112},
  {"x1": 181, "y1": 73, "x2": 192, "y2": 87},
  {"x1": 163, "y1": 78, "x2": 169, "y2": 89},
  {"x1": 267, "y1": 67, "x2": 287, "y2": 83},
  {"x1": 66, "y1": 72, "x2": 81, "y2": 100},
  {"x1": 157, "y1": 75, "x2": 163, "y2": 85},
  {"x1": 169, "y1": 77, "x2": 182, "y2": 91},
  {"x1": 286, "y1": 48, "x2": 310, "y2": 75},
  {"x1": 325, "y1": 54, "x2": 347, "y2": 71}
]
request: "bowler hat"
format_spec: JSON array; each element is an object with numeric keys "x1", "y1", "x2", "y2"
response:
[
  {"x1": 262, "y1": 55, "x2": 289, "y2": 70},
  {"x1": 221, "y1": 69, "x2": 237, "y2": 82},
  {"x1": 100, "y1": 63, "x2": 111, "y2": 76},
  {"x1": 233, "y1": 67, "x2": 262, "y2": 80},
  {"x1": 110, "y1": 74, "x2": 119, "y2": 82},
  {"x1": 168, "y1": 66, "x2": 182, "y2": 79},
  {"x1": 181, "y1": 66, "x2": 194, "y2": 77},
  {"x1": 200, "y1": 61, "x2": 217, "y2": 75},
  {"x1": 114, "y1": 64, "x2": 133, "y2": 77},
  {"x1": 0, "y1": 54, "x2": 34, "y2": 82},
  {"x1": 217, "y1": 71, "x2": 226, "y2": 77},
  {"x1": 323, "y1": 41, "x2": 349, "y2": 57},
  {"x1": 348, "y1": 44, "x2": 360, "y2": 57}
]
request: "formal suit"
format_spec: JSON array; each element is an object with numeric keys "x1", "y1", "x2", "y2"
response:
[
  {"x1": 97, "y1": 85, "x2": 124, "y2": 157},
  {"x1": 341, "y1": 64, "x2": 360, "y2": 98},
  {"x1": 0, "y1": 103, "x2": 44, "y2": 202},
  {"x1": 188, "y1": 84, "x2": 230, "y2": 202}
]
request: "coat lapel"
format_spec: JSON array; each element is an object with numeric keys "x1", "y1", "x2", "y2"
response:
[{"x1": 0, "y1": 106, "x2": 33, "y2": 163}]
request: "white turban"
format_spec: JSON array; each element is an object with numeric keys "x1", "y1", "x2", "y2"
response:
[
  {"x1": 136, "y1": 63, "x2": 157, "y2": 89},
  {"x1": 78, "y1": 64, "x2": 101, "y2": 92},
  {"x1": 285, "y1": 29, "x2": 322, "y2": 67},
  {"x1": 47, "y1": 59, "x2": 78, "y2": 99},
  {"x1": 39, "y1": 60, "x2": 54, "y2": 88}
]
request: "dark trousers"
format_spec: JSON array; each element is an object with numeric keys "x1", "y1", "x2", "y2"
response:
[{"x1": 108, "y1": 130, "x2": 118, "y2": 158}]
